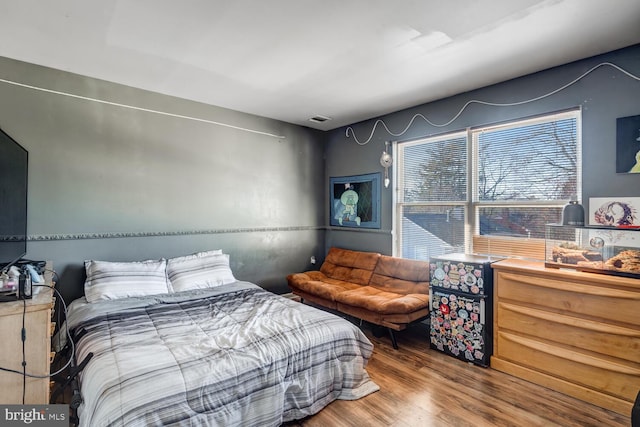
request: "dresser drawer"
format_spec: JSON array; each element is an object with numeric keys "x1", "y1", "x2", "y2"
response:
[
  {"x1": 496, "y1": 271, "x2": 640, "y2": 326},
  {"x1": 496, "y1": 330, "x2": 640, "y2": 404},
  {"x1": 497, "y1": 301, "x2": 640, "y2": 363}
]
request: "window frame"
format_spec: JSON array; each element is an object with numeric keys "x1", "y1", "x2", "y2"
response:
[{"x1": 393, "y1": 108, "x2": 582, "y2": 260}]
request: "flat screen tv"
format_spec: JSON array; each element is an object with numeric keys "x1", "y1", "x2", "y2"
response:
[{"x1": 0, "y1": 127, "x2": 28, "y2": 273}]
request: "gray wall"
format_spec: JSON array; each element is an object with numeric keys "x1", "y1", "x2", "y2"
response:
[
  {"x1": 325, "y1": 44, "x2": 640, "y2": 255},
  {"x1": 2, "y1": 44, "x2": 639, "y2": 301},
  {"x1": 0, "y1": 57, "x2": 325, "y2": 302}
]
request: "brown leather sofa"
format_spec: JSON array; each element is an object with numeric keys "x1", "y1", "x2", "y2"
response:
[{"x1": 286, "y1": 247, "x2": 430, "y2": 348}]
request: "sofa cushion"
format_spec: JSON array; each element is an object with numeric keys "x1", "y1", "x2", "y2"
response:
[
  {"x1": 369, "y1": 255, "x2": 429, "y2": 295},
  {"x1": 335, "y1": 286, "x2": 429, "y2": 315},
  {"x1": 319, "y1": 247, "x2": 381, "y2": 286},
  {"x1": 287, "y1": 271, "x2": 361, "y2": 301}
]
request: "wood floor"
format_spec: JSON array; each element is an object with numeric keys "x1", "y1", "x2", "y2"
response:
[{"x1": 285, "y1": 321, "x2": 631, "y2": 427}]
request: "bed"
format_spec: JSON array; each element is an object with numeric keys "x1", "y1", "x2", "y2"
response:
[{"x1": 62, "y1": 252, "x2": 379, "y2": 426}]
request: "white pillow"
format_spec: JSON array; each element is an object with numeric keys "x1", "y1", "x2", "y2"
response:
[
  {"x1": 167, "y1": 252, "x2": 236, "y2": 292},
  {"x1": 84, "y1": 259, "x2": 170, "y2": 303}
]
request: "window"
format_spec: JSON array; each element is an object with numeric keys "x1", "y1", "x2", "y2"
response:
[{"x1": 395, "y1": 109, "x2": 581, "y2": 261}]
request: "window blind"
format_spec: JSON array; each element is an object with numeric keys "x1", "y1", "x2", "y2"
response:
[{"x1": 395, "y1": 109, "x2": 580, "y2": 261}]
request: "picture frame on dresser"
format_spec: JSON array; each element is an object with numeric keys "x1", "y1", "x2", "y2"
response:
[{"x1": 589, "y1": 197, "x2": 640, "y2": 227}]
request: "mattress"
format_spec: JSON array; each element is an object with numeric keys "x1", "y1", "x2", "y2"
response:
[{"x1": 65, "y1": 281, "x2": 379, "y2": 426}]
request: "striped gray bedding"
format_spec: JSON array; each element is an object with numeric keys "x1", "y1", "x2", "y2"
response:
[{"x1": 66, "y1": 281, "x2": 379, "y2": 426}]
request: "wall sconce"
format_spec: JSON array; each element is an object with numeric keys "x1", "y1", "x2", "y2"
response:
[{"x1": 380, "y1": 141, "x2": 393, "y2": 188}]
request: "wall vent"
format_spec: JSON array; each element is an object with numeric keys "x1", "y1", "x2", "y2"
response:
[{"x1": 309, "y1": 115, "x2": 332, "y2": 123}]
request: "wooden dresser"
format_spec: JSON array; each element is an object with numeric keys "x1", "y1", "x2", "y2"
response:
[
  {"x1": 491, "y1": 258, "x2": 640, "y2": 416},
  {"x1": 0, "y1": 263, "x2": 54, "y2": 404}
]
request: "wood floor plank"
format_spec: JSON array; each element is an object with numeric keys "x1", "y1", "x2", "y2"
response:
[{"x1": 285, "y1": 321, "x2": 631, "y2": 427}]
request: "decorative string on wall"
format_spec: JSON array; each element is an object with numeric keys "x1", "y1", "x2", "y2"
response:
[
  {"x1": 345, "y1": 62, "x2": 640, "y2": 146},
  {"x1": 0, "y1": 78, "x2": 286, "y2": 139}
]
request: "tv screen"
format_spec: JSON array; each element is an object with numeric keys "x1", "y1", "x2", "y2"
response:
[{"x1": 0, "y1": 127, "x2": 28, "y2": 272}]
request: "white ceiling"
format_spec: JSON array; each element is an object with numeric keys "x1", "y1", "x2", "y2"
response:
[{"x1": 1, "y1": 0, "x2": 639, "y2": 130}]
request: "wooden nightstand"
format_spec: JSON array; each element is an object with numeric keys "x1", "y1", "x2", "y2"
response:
[{"x1": 0, "y1": 262, "x2": 54, "y2": 404}]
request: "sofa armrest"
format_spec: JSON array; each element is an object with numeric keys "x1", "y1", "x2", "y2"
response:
[{"x1": 286, "y1": 271, "x2": 326, "y2": 288}]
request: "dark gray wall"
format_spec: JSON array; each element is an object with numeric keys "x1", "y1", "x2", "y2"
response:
[
  {"x1": 325, "y1": 44, "x2": 640, "y2": 255},
  {"x1": 0, "y1": 57, "x2": 325, "y2": 302},
  {"x1": 2, "y1": 45, "x2": 639, "y2": 301}
]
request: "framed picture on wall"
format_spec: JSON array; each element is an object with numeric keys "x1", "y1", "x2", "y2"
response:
[
  {"x1": 616, "y1": 114, "x2": 640, "y2": 173},
  {"x1": 330, "y1": 173, "x2": 381, "y2": 229}
]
